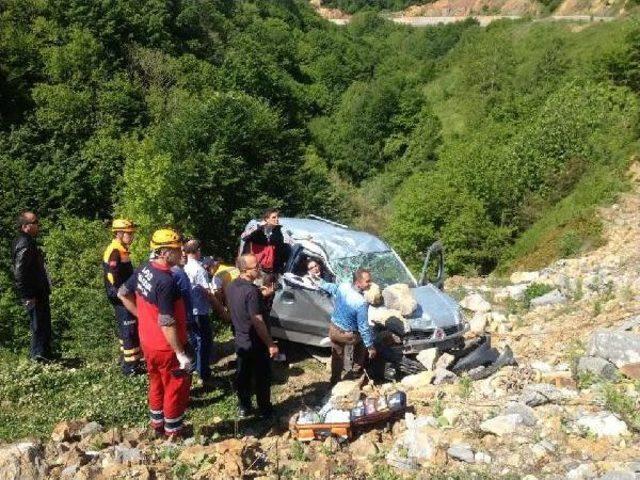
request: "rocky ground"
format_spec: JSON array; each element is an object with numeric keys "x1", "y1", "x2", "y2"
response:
[{"x1": 4, "y1": 167, "x2": 640, "y2": 479}]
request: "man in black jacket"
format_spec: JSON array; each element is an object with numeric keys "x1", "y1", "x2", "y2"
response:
[
  {"x1": 11, "y1": 211, "x2": 53, "y2": 362},
  {"x1": 240, "y1": 208, "x2": 288, "y2": 274}
]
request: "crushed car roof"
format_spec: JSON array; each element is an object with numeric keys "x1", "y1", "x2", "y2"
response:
[{"x1": 246, "y1": 217, "x2": 390, "y2": 259}]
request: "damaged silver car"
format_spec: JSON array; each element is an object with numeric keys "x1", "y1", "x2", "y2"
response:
[{"x1": 240, "y1": 215, "x2": 470, "y2": 378}]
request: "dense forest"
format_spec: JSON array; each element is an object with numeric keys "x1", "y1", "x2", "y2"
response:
[{"x1": 1, "y1": 0, "x2": 639, "y2": 357}]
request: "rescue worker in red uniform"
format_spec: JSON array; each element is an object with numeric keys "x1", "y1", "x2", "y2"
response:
[
  {"x1": 102, "y1": 219, "x2": 142, "y2": 375},
  {"x1": 118, "y1": 228, "x2": 193, "y2": 438}
]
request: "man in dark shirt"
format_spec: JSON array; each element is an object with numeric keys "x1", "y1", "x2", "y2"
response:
[
  {"x1": 225, "y1": 254, "x2": 279, "y2": 419},
  {"x1": 11, "y1": 211, "x2": 53, "y2": 362},
  {"x1": 240, "y1": 208, "x2": 287, "y2": 274}
]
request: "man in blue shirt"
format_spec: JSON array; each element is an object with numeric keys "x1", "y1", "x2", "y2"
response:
[{"x1": 320, "y1": 268, "x2": 377, "y2": 385}]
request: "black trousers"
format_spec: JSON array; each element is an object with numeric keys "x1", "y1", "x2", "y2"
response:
[
  {"x1": 27, "y1": 296, "x2": 52, "y2": 359},
  {"x1": 114, "y1": 303, "x2": 142, "y2": 374},
  {"x1": 235, "y1": 344, "x2": 272, "y2": 413}
]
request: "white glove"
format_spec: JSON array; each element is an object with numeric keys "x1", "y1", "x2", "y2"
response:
[{"x1": 176, "y1": 351, "x2": 193, "y2": 371}]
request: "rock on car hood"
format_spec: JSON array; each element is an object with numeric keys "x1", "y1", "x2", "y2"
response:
[{"x1": 405, "y1": 284, "x2": 462, "y2": 330}]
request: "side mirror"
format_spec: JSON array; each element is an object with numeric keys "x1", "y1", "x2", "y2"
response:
[{"x1": 418, "y1": 241, "x2": 445, "y2": 289}]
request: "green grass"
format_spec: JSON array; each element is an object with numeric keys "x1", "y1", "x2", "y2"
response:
[
  {"x1": 499, "y1": 162, "x2": 631, "y2": 273},
  {"x1": 603, "y1": 382, "x2": 640, "y2": 432},
  {"x1": 0, "y1": 324, "x2": 243, "y2": 442},
  {"x1": 0, "y1": 351, "x2": 148, "y2": 440},
  {"x1": 522, "y1": 282, "x2": 554, "y2": 308}
]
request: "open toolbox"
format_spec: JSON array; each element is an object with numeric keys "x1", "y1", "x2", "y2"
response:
[{"x1": 290, "y1": 391, "x2": 407, "y2": 442}]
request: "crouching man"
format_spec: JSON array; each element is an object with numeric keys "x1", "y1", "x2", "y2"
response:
[
  {"x1": 320, "y1": 268, "x2": 377, "y2": 385},
  {"x1": 118, "y1": 228, "x2": 193, "y2": 438}
]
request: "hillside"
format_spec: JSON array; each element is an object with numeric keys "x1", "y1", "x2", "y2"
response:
[
  {"x1": 317, "y1": 0, "x2": 632, "y2": 16},
  {"x1": 2, "y1": 5, "x2": 640, "y2": 478},
  {"x1": 4, "y1": 166, "x2": 640, "y2": 479}
]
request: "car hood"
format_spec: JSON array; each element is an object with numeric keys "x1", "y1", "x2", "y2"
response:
[{"x1": 405, "y1": 284, "x2": 462, "y2": 330}]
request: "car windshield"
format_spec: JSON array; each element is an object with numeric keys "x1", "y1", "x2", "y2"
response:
[{"x1": 329, "y1": 251, "x2": 416, "y2": 288}]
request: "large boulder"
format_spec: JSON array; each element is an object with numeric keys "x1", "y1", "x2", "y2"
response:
[
  {"x1": 480, "y1": 414, "x2": 525, "y2": 436},
  {"x1": 0, "y1": 442, "x2": 47, "y2": 480},
  {"x1": 576, "y1": 412, "x2": 629, "y2": 438},
  {"x1": 416, "y1": 348, "x2": 438, "y2": 371},
  {"x1": 598, "y1": 472, "x2": 637, "y2": 480},
  {"x1": 447, "y1": 444, "x2": 475, "y2": 463},
  {"x1": 460, "y1": 293, "x2": 491, "y2": 313},
  {"x1": 494, "y1": 284, "x2": 528, "y2": 302},
  {"x1": 382, "y1": 284, "x2": 417, "y2": 317},
  {"x1": 363, "y1": 283, "x2": 383, "y2": 306},
  {"x1": 577, "y1": 356, "x2": 618, "y2": 381},
  {"x1": 587, "y1": 331, "x2": 640, "y2": 368},
  {"x1": 529, "y1": 289, "x2": 567, "y2": 308}
]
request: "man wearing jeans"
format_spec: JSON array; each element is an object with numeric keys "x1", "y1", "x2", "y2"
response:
[
  {"x1": 11, "y1": 211, "x2": 54, "y2": 362},
  {"x1": 183, "y1": 239, "x2": 215, "y2": 385},
  {"x1": 320, "y1": 268, "x2": 377, "y2": 385}
]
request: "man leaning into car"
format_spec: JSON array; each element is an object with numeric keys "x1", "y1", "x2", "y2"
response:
[{"x1": 320, "y1": 268, "x2": 377, "y2": 385}]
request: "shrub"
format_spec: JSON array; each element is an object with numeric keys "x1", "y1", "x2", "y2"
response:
[
  {"x1": 42, "y1": 216, "x2": 114, "y2": 360},
  {"x1": 523, "y1": 283, "x2": 554, "y2": 308}
]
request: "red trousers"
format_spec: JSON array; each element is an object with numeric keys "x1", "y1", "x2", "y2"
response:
[{"x1": 145, "y1": 349, "x2": 191, "y2": 435}]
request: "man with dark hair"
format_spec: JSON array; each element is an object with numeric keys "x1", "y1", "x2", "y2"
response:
[
  {"x1": 118, "y1": 228, "x2": 192, "y2": 438},
  {"x1": 102, "y1": 218, "x2": 142, "y2": 375},
  {"x1": 240, "y1": 208, "x2": 287, "y2": 274},
  {"x1": 183, "y1": 239, "x2": 215, "y2": 385},
  {"x1": 12, "y1": 211, "x2": 54, "y2": 362},
  {"x1": 225, "y1": 254, "x2": 279, "y2": 419},
  {"x1": 320, "y1": 268, "x2": 377, "y2": 385}
]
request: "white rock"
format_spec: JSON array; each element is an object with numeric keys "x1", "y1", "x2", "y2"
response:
[
  {"x1": 505, "y1": 284, "x2": 528, "y2": 301},
  {"x1": 480, "y1": 414, "x2": 525, "y2": 436},
  {"x1": 576, "y1": 412, "x2": 629, "y2": 438},
  {"x1": 530, "y1": 289, "x2": 567, "y2": 308},
  {"x1": 489, "y1": 311, "x2": 507, "y2": 323},
  {"x1": 0, "y1": 442, "x2": 46, "y2": 480},
  {"x1": 587, "y1": 330, "x2": 640, "y2": 368},
  {"x1": 447, "y1": 444, "x2": 475, "y2": 463},
  {"x1": 510, "y1": 271, "x2": 540, "y2": 284},
  {"x1": 442, "y1": 408, "x2": 461, "y2": 426},
  {"x1": 530, "y1": 443, "x2": 549, "y2": 461},
  {"x1": 598, "y1": 471, "x2": 637, "y2": 480},
  {"x1": 503, "y1": 402, "x2": 537, "y2": 426},
  {"x1": 469, "y1": 312, "x2": 489, "y2": 334},
  {"x1": 388, "y1": 427, "x2": 436, "y2": 463},
  {"x1": 382, "y1": 283, "x2": 418, "y2": 317},
  {"x1": 433, "y1": 368, "x2": 457, "y2": 385},
  {"x1": 474, "y1": 451, "x2": 492, "y2": 464},
  {"x1": 435, "y1": 352, "x2": 455, "y2": 370},
  {"x1": 114, "y1": 446, "x2": 142, "y2": 464},
  {"x1": 461, "y1": 293, "x2": 491, "y2": 312},
  {"x1": 416, "y1": 348, "x2": 437, "y2": 371},
  {"x1": 400, "y1": 371, "x2": 433, "y2": 389},
  {"x1": 409, "y1": 414, "x2": 439, "y2": 430},
  {"x1": 530, "y1": 361, "x2": 554, "y2": 372},
  {"x1": 567, "y1": 463, "x2": 597, "y2": 480}
]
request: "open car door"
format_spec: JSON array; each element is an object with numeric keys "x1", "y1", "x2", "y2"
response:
[{"x1": 418, "y1": 241, "x2": 445, "y2": 290}]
